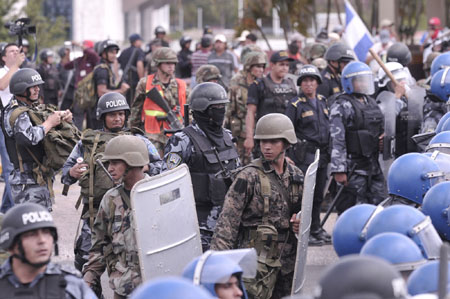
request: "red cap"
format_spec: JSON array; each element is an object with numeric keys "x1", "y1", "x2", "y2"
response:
[
  {"x1": 83, "y1": 40, "x2": 94, "y2": 49},
  {"x1": 429, "y1": 17, "x2": 441, "y2": 26}
]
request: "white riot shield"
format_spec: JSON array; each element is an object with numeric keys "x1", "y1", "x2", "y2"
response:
[
  {"x1": 291, "y1": 149, "x2": 320, "y2": 295},
  {"x1": 131, "y1": 164, "x2": 202, "y2": 281},
  {"x1": 377, "y1": 91, "x2": 397, "y2": 177}
]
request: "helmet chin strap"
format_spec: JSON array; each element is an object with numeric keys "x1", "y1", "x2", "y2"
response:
[
  {"x1": 262, "y1": 150, "x2": 285, "y2": 164},
  {"x1": 12, "y1": 239, "x2": 53, "y2": 269}
]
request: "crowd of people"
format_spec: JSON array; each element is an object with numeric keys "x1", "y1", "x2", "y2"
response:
[{"x1": 0, "y1": 15, "x2": 448, "y2": 298}]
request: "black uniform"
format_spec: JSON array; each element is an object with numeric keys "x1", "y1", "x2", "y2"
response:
[
  {"x1": 37, "y1": 63, "x2": 61, "y2": 106},
  {"x1": 317, "y1": 65, "x2": 342, "y2": 102},
  {"x1": 118, "y1": 45, "x2": 145, "y2": 105},
  {"x1": 176, "y1": 48, "x2": 193, "y2": 79},
  {"x1": 92, "y1": 59, "x2": 118, "y2": 129}
]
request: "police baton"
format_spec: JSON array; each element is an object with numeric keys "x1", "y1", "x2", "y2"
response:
[{"x1": 320, "y1": 164, "x2": 357, "y2": 228}]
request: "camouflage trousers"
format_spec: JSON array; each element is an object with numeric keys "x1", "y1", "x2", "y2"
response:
[
  {"x1": 236, "y1": 136, "x2": 251, "y2": 166},
  {"x1": 11, "y1": 183, "x2": 52, "y2": 211},
  {"x1": 335, "y1": 171, "x2": 386, "y2": 215}
]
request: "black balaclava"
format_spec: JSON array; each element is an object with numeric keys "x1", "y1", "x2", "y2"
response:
[{"x1": 193, "y1": 106, "x2": 226, "y2": 147}]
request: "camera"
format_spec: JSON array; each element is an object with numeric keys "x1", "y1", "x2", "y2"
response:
[{"x1": 5, "y1": 18, "x2": 36, "y2": 38}]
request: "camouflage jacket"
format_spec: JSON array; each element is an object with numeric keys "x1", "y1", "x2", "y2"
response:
[
  {"x1": 210, "y1": 158, "x2": 303, "y2": 274},
  {"x1": 226, "y1": 71, "x2": 250, "y2": 138},
  {"x1": 82, "y1": 180, "x2": 147, "y2": 296}
]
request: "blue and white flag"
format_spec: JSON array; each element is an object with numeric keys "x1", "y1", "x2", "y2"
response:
[{"x1": 343, "y1": 0, "x2": 374, "y2": 61}]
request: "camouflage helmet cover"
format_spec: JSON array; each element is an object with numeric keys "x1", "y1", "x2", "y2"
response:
[
  {"x1": 243, "y1": 51, "x2": 267, "y2": 72},
  {"x1": 152, "y1": 47, "x2": 178, "y2": 65},
  {"x1": 196, "y1": 64, "x2": 222, "y2": 84}
]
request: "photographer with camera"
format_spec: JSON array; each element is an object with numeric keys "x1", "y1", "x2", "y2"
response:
[{"x1": 5, "y1": 18, "x2": 37, "y2": 70}]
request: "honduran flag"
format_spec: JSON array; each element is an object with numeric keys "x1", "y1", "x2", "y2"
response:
[{"x1": 343, "y1": 0, "x2": 374, "y2": 61}]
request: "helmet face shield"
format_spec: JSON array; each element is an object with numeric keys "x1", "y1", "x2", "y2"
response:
[
  {"x1": 412, "y1": 216, "x2": 442, "y2": 259},
  {"x1": 351, "y1": 73, "x2": 374, "y2": 95}
]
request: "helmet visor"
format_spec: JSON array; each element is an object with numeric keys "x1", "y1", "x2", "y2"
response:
[
  {"x1": 351, "y1": 73, "x2": 374, "y2": 95},
  {"x1": 413, "y1": 216, "x2": 442, "y2": 259}
]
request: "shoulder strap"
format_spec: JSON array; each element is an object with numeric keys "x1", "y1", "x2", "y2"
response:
[
  {"x1": 8, "y1": 106, "x2": 30, "y2": 128},
  {"x1": 246, "y1": 159, "x2": 272, "y2": 224},
  {"x1": 88, "y1": 132, "x2": 101, "y2": 229}
]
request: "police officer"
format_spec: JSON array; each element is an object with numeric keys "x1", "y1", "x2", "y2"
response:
[
  {"x1": 211, "y1": 113, "x2": 303, "y2": 299},
  {"x1": 176, "y1": 36, "x2": 193, "y2": 79},
  {"x1": 386, "y1": 42, "x2": 412, "y2": 67},
  {"x1": 92, "y1": 40, "x2": 130, "y2": 129},
  {"x1": 164, "y1": 82, "x2": 239, "y2": 252},
  {"x1": 2, "y1": 68, "x2": 72, "y2": 209},
  {"x1": 285, "y1": 64, "x2": 330, "y2": 246},
  {"x1": 129, "y1": 47, "x2": 188, "y2": 155},
  {"x1": 316, "y1": 42, "x2": 354, "y2": 101},
  {"x1": 82, "y1": 135, "x2": 149, "y2": 298},
  {"x1": 227, "y1": 51, "x2": 266, "y2": 165},
  {"x1": 37, "y1": 49, "x2": 61, "y2": 106},
  {"x1": 245, "y1": 50, "x2": 297, "y2": 157},
  {"x1": 0, "y1": 203, "x2": 96, "y2": 298},
  {"x1": 61, "y1": 92, "x2": 163, "y2": 272},
  {"x1": 154, "y1": 26, "x2": 169, "y2": 47},
  {"x1": 329, "y1": 61, "x2": 386, "y2": 214}
]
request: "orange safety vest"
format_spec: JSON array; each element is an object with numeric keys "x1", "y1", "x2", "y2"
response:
[{"x1": 142, "y1": 74, "x2": 187, "y2": 134}]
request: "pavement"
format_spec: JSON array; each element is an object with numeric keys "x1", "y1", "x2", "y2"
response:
[{"x1": 0, "y1": 175, "x2": 339, "y2": 299}]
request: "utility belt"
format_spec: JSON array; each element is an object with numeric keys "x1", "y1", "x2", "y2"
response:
[
  {"x1": 294, "y1": 139, "x2": 325, "y2": 162},
  {"x1": 239, "y1": 225, "x2": 289, "y2": 262},
  {"x1": 346, "y1": 130, "x2": 379, "y2": 158},
  {"x1": 104, "y1": 244, "x2": 139, "y2": 273}
]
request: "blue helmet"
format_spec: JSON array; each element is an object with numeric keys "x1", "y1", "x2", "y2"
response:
[
  {"x1": 315, "y1": 255, "x2": 409, "y2": 299},
  {"x1": 366, "y1": 205, "x2": 442, "y2": 259},
  {"x1": 426, "y1": 131, "x2": 450, "y2": 154},
  {"x1": 341, "y1": 61, "x2": 375, "y2": 95},
  {"x1": 435, "y1": 112, "x2": 450, "y2": 134},
  {"x1": 332, "y1": 204, "x2": 380, "y2": 257},
  {"x1": 423, "y1": 151, "x2": 450, "y2": 180},
  {"x1": 360, "y1": 232, "x2": 426, "y2": 272},
  {"x1": 182, "y1": 250, "x2": 256, "y2": 299},
  {"x1": 407, "y1": 261, "x2": 450, "y2": 296},
  {"x1": 430, "y1": 68, "x2": 450, "y2": 103},
  {"x1": 130, "y1": 277, "x2": 215, "y2": 299},
  {"x1": 430, "y1": 51, "x2": 450, "y2": 77},
  {"x1": 422, "y1": 181, "x2": 450, "y2": 240},
  {"x1": 387, "y1": 153, "x2": 444, "y2": 204}
]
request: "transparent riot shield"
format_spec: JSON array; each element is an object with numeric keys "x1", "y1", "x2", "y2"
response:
[
  {"x1": 406, "y1": 85, "x2": 426, "y2": 152},
  {"x1": 377, "y1": 91, "x2": 397, "y2": 177}
]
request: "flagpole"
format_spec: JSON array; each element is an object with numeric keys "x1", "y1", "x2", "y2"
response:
[{"x1": 369, "y1": 48, "x2": 400, "y2": 86}]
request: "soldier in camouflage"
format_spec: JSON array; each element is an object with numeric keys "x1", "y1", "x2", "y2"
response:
[
  {"x1": 83, "y1": 135, "x2": 150, "y2": 298},
  {"x1": 2, "y1": 68, "x2": 73, "y2": 210},
  {"x1": 164, "y1": 82, "x2": 240, "y2": 252},
  {"x1": 129, "y1": 47, "x2": 189, "y2": 155},
  {"x1": 330, "y1": 62, "x2": 386, "y2": 214},
  {"x1": 227, "y1": 51, "x2": 267, "y2": 165},
  {"x1": 211, "y1": 113, "x2": 303, "y2": 299},
  {"x1": 195, "y1": 64, "x2": 222, "y2": 84}
]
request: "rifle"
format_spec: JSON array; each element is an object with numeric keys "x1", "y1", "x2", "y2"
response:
[
  {"x1": 121, "y1": 48, "x2": 138, "y2": 85},
  {"x1": 59, "y1": 69, "x2": 74, "y2": 110},
  {"x1": 212, "y1": 147, "x2": 238, "y2": 186},
  {"x1": 146, "y1": 87, "x2": 184, "y2": 132}
]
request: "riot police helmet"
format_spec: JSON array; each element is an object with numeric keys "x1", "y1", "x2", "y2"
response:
[
  {"x1": 426, "y1": 131, "x2": 450, "y2": 154},
  {"x1": 377, "y1": 62, "x2": 410, "y2": 88},
  {"x1": 430, "y1": 52, "x2": 450, "y2": 77},
  {"x1": 360, "y1": 232, "x2": 426, "y2": 272},
  {"x1": 436, "y1": 112, "x2": 450, "y2": 133},
  {"x1": 152, "y1": 47, "x2": 178, "y2": 66},
  {"x1": 430, "y1": 68, "x2": 450, "y2": 102},
  {"x1": 99, "y1": 39, "x2": 120, "y2": 56},
  {"x1": 96, "y1": 92, "x2": 130, "y2": 120},
  {"x1": 332, "y1": 204, "x2": 379, "y2": 257},
  {"x1": 341, "y1": 61, "x2": 375, "y2": 95},
  {"x1": 189, "y1": 82, "x2": 229, "y2": 112},
  {"x1": 0, "y1": 203, "x2": 57, "y2": 250},
  {"x1": 324, "y1": 42, "x2": 355, "y2": 62},
  {"x1": 407, "y1": 261, "x2": 450, "y2": 296},
  {"x1": 297, "y1": 64, "x2": 322, "y2": 85},
  {"x1": 315, "y1": 255, "x2": 408, "y2": 299},
  {"x1": 154, "y1": 26, "x2": 166, "y2": 35},
  {"x1": 179, "y1": 36, "x2": 192, "y2": 48},
  {"x1": 422, "y1": 182, "x2": 450, "y2": 241},
  {"x1": 39, "y1": 48, "x2": 54, "y2": 62},
  {"x1": 195, "y1": 64, "x2": 222, "y2": 84},
  {"x1": 366, "y1": 205, "x2": 442, "y2": 259},
  {"x1": 254, "y1": 113, "x2": 297, "y2": 145},
  {"x1": 130, "y1": 277, "x2": 215, "y2": 299},
  {"x1": 9, "y1": 68, "x2": 44, "y2": 96},
  {"x1": 387, "y1": 153, "x2": 444, "y2": 204},
  {"x1": 386, "y1": 42, "x2": 412, "y2": 66},
  {"x1": 102, "y1": 135, "x2": 149, "y2": 167}
]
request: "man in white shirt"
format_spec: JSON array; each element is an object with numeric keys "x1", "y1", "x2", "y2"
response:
[{"x1": 0, "y1": 43, "x2": 25, "y2": 212}]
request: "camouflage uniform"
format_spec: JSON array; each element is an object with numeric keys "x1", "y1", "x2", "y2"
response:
[
  {"x1": 0, "y1": 213, "x2": 8, "y2": 265},
  {"x1": 227, "y1": 70, "x2": 251, "y2": 165},
  {"x1": 83, "y1": 182, "x2": 145, "y2": 297},
  {"x1": 2, "y1": 99, "x2": 52, "y2": 209},
  {"x1": 211, "y1": 158, "x2": 304, "y2": 299},
  {"x1": 329, "y1": 95, "x2": 386, "y2": 214},
  {"x1": 129, "y1": 75, "x2": 189, "y2": 153}
]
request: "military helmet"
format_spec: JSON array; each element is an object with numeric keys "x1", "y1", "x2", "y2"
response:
[
  {"x1": 308, "y1": 43, "x2": 327, "y2": 61},
  {"x1": 254, "y1": 113, "x2": 296, "y2": 144},
  {"x1": 243, "y1": 51, "x2": 267, "y2": 72},
  {"x1": 189, "y1": 82, "x2": 229, "y2": 112},
  {"x1": 315, "y1": 255, "x2": 408, "y2": 299},
  {"x1": 10, "y1": 68, "x2": 44, "y2": 95},
  {"x1": 297, "y1": 64, "x2": 322, "y2": 85},
  {"x1": 154, "y1": 26, "x2": 166, "y2": 35},
  {"x1": 386, "y1": 42, "x2": 412, "y2": 66},
  {"x1": 195, "y1": 64, "x2": 222, "y2": 84},
  {"x1": 102, "y1": 135, "x2": 149, "y2": 167},
  {"x1": 0, "y1": 203, "x2": 57, "y2": 250},
  {"x1": 100, "y1": 39, "x2": 120, "y2": 55},
  {"x1": 430, "y1": 68, "x2": 450, "y2": 102},
  {"x1": 96, "y1": 92, "x2": 130, "y2": 120},
  {"x1": 240, "y1": 44, "x2": 263, "y2": 63},
  {"x1": 312, "y1": 58, "x2": 327, "y2": 71},
  {"x1": 39, "y1": 48, "x2": 54, "y2": 62},
  {"x1": 324, "y1": 42, "x2": 355, "y2": 62},
  {"x1": 430, "y1": 52, "x2": 450, "y2": 77},
  {"x1": 152, "y1": 47, "x2": 178, "y2": 65}
]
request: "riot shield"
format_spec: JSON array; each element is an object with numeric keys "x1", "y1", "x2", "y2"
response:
[
  {"x1": 406, "y1": 85, "x2": 426, "y2": 152},
  {"x1": 377, "y1": 91, "x2": 397, "y2": 177},
  {"x1": 291, "y1": 149, "x2": 320, "y2": 295},
  {"x1": 131, "y1": 164, "x2": 202, "y2": 281}
]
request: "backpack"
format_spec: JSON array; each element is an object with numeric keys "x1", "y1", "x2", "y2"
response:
[{"x1": 74, "y1": 63, "x2": 112, "y2": 110}]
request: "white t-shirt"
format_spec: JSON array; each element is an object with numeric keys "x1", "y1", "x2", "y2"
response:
[{"x1": 0, "y1": 66, "x2": 13, "y2": 107}]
